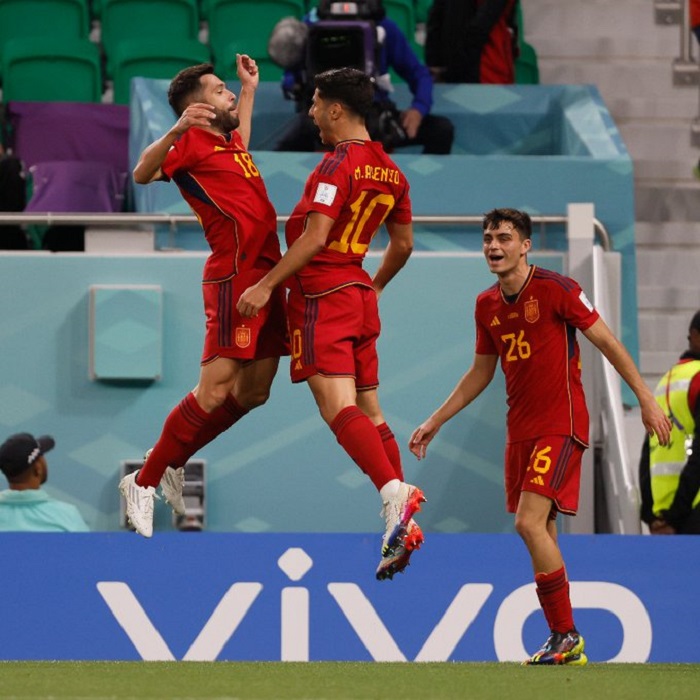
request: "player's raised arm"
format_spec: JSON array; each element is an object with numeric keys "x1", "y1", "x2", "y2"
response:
[
  {"x1": 133, "y1": 103, "x2": 215, "y2": 184},
  {"x1": 409, "y1": 353, "x2": 498, "y2": 459},
  {"x1": 582, "y1": 317, "x2": 672, "y2": 445},
  {"x1": 235, "y1": 54, "x2": 259, "y2": 149},
  {"x1": 237, "y1": 212, "x2": 333, "y2": 318}
]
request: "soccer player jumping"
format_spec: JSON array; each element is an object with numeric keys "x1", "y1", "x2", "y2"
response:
[
  {"x1": 409, "y1": 208, "x2": 671, "y2": 665},
  {"x1": 237, "y1": 67, "x2": 425, "y2": 580},
  {"x1": 121, "y1": 56, "x2": 289, "y2": 536}
]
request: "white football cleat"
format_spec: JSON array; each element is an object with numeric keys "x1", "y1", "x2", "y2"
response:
[
  {"x1": 119, "y1": 470, "x2": 157, "y2": 538},
  {"x1": 160, "y1": 466, "x2": 186, "y2": 516},
  {"x1": 380, "y1": 482, "x2": 426, "y2": 557},
  {"x1": 142, "y1": 448, "x2": 187, "y2": 517}
]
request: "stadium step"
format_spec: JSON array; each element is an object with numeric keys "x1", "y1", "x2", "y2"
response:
[{"x1": 524, "y1": 0, "x2": 700, "y2": 401}]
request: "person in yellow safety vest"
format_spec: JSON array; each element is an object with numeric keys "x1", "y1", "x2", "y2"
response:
[{"x1": 639, "y1": 310, "x2": 700, "y2": 533}]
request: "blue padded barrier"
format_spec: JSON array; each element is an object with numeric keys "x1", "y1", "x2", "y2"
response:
[{"x1": 0, "y1": 532, "x2": 697, "y2": 662}]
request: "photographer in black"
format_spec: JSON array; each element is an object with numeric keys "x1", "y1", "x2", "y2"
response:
[{"x1": 271, "y1": 0, "x2": 454, "y2": 154}]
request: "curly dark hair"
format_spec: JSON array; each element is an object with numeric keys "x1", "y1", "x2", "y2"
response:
[{"x1": 168, "y1": 63, "x2": 215, "y2": 116}]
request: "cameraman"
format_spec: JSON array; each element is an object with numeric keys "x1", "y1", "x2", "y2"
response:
[{"x1": 274, "y1": 1, "x2": 454, "y2": 154}]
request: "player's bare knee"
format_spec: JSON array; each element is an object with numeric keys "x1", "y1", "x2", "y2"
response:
[
  {"x1": 198, "y1": 385, "x2": 229, "y2": 412},
  {"x1": 514, "y1": 513, "x2": 539, "y2": 543},
  {"x1": 247, "y1": 388, "x2": 271, "y2": 410},
  {"x1": 236, "y1": 386, "x2": 271, "y2": 411}
]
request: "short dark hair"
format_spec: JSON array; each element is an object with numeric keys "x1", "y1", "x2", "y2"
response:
[
  {"x1": 314, "y1": 67, "x2": 375, "y2": 119},
  {"x1": 690, "y1": 310, "x2": 700, "y2": 333},
  {"x1": 168, "y1": 63, "x2": 215, "y2": 116},
  {"x1": 482, "y1": 208, "x2": 532, "y2": 241}
]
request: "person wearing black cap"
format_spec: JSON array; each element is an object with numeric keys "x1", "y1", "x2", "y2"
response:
[
  {"x1": 0, "y1": 433, "x2": 89, "y2": 532},
  {"x1": 639, "y1": 310, "x2": 700, "y2": 534}
]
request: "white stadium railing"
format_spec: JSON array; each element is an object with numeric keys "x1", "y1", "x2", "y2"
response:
[{"x1": 3, "y1": 205, "x2": 636, "y2": 533}]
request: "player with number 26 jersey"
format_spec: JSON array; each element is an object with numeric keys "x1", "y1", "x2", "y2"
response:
[
  {"x1": 410, "y1": 209, "x2": 671, "y2": 665},
  {"x1": 475, "y1": 265, "x2": 599, "y2": 445}
]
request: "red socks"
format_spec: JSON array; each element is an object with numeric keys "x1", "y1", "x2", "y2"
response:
[
  {"x1": 189, "y1": 394, "x2": 248, "y2": 456},
  {"x1": 330, "y1": 406, "x2": 397, "y2": 490},
  {"x1": 376, "y1": 422, "x2": 404, "y2": 480},
  {"x1": 137, "y1": 393, "x2": 248, "y2": 488},
  {"x1": 535, "y1": 566, "x2": 574, "y2": 634}
]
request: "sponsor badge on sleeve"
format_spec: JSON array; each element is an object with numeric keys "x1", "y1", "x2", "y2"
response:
[
  {"x1": 313, "y1": 182, "x2": 337, "y2": 206},
  {"x1": 579, "y1": 290, "x2": 594, "y2": 311}
]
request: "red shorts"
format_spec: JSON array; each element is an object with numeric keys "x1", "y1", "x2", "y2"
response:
[
  {"x1": 504, "y1": 435, "x2": 585, "y2": 515},
  {"x1": 287, "y1": 284, "x2": 380, "y2": 388},
  {"x1": 201, "y1": 268, "x2": 289, "y2": 364}
]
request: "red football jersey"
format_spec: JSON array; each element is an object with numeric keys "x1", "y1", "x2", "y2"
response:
[
  {"x1": 285, "y1": 139, "x2": 412, "y2": 297},
  {"x1": 475, "y1": 266, "x2": 600, "y2": 444},
  {"x1": 162, "y1": 128, "x2": 281, "y2": 282}
]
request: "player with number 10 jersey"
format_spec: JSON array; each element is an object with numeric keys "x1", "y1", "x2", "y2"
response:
[
  {"x1": 236, "y1": 68, "x2": 423, "y2": 581},
  {"x1": 284, "y1": 139, "x2": 411, "y2": 385},
  {"x1": 285, "y1": 139, "x2": 412, "y2": 298}
]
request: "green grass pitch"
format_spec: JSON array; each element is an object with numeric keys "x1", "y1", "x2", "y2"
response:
[{"x1": 0, "y1": 662, "x2": 698, "y2": 699}]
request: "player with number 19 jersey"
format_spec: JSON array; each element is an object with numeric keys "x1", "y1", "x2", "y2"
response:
[
  {"x1": 475, "y1": 265, "x2": 600, "y2": 445},
  {"x1": 285, "y1": 139, "x2": 412, "y2": 297}
]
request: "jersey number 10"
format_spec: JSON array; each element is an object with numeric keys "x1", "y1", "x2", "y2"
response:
[{"x1": 328, "y1": 191, "x2": 395, "y2": 255}]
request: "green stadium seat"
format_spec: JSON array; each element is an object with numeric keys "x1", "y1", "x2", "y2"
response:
[
  {"x1": 111, "y1": 39, "x2": 211, "y2": 104},
  {"x1": 90, "y1": 0, "x2": 107, "y2": 17},
  {"x1": 383, "y1": 0, "x2": 419, "y2": 47},
  {"x1": 206, "y1": 0, "x2": 305, "y2": 73},
  {"x1": 100, "y1": 0, "x2": 200, "y2": 77},
  {"x1": 414, "y1": 0, "x2": 432, "y2": 25},
  {"x1": 515, "y1": 41, "x2": 540, "y2": 85},
  {"x1": 514, "y1": 1, "x2": 539, "y2": 84},
  {"x1": 0, "y1": 0, "x2": 90, "y2": 79},
  {"x1": 215, "y1": 43, "x2": 283, "y2": 82},
  {"x1": 1, "y1": 38, "x2": 102, "y2": 103},
  {"x1": 199, "y1": 0, "x2": 214, "y2": 18},
  {"x1": 202, "y1": 0, "x2": 310, "y2": 20}
]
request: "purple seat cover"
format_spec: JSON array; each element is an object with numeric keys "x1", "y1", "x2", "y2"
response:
[
  {"x1": 7, "y1": 101, "x2": 129, "y2": 172},
  {"x1": 25, "y1": 161, "x2": 127, "y2": 213}
]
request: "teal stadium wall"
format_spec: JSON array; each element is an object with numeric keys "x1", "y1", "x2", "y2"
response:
[
  {"x1": 0, "y1": 82, "x2": 635, "y2": 533},
  {"x1": 0, "y1": 252, "x2": 562, "y2": 533}
]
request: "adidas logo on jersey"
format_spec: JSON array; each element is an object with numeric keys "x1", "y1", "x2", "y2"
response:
[{"x1": 490, "y1": 316, "x2": 501, "y2": 327}]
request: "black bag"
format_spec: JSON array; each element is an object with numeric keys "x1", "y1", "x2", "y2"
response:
[
  {"x1": 365, "y1": 99, "x2": 407, "y2": 151},
  {"x1": 0, "y1": 153, "x2": 29, "y2": 250},
  {"x1": 0, "y1": 154, "x2": 25, "y2": 212}
]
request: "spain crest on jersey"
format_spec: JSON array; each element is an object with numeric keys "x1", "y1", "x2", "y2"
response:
[
  {"x1": 524, "y1": 299, "x2": 539, "y2": 323},
  {"x1": 235, "y1": 326, "x2": 251, "y2": 348}
]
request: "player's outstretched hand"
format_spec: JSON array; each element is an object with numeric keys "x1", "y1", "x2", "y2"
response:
[
  {"x1": 237, "y1": 53, "x2": 259, "y2": 89},
  {"x1": 641, "y1": 397, "x2": 673, "y2": 447},
  {"x1": 409, "y1": 419, "x2": 440, "y2": 460}
]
